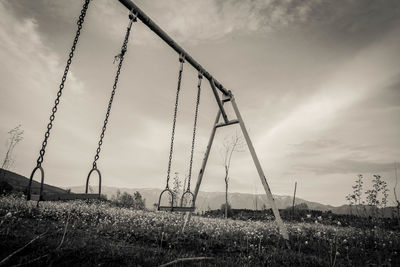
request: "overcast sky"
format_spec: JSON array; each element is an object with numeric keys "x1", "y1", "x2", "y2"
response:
[{"x1": 0, "y1": 0, "x2": 399, "y2": 206}]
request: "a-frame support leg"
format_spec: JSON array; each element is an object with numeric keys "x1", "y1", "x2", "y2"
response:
[
  {"x1": 193, "y1": 110, "x2": 222, "y2": 203},
  {"x1": 230, "y1": 94, "x2": 289, "y2": 240},
  {"x1": 183, "y1": 94, "x2": 289, "y2": 241},
  {"x1": 182, "y1": 109, "x2": 221, "y2": 231}
]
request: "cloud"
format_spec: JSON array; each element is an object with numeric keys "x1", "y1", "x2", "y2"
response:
[
  {"x1": 136, "y1": 0, "x2": 400, "y2": 44},
  {"x1": 138, "y1": 0, "x2": 316, "y2": 44},
  {"x1": 5, "y1": 0, "x2": 399, "y2": 47},
  {"x1": 0, "y1": 1, "x2": 86, "y2": 172},
  {"x1": 292, "y1": 139, "x2": 341, "y2": 151},
  {"x1": 286, "y1": 137, "x2": 380, "y2": 173},
  {"x1": 361, "y1": 73, "x2": 400, "y2": 110},
  {"x1": 293, "y1": 158, "x2": 395, "y2": 175},
  {"x1": 257, "y1": 23, "x2": 400, "y2": 148},
  {"x1": 0, "y1": 1, "x2": 84, "y2": 97},
  {"x1": 1, "y1": 0, "x2": 399, "y2": 206}
]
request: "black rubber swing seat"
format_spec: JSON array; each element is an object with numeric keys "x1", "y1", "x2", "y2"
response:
[
  {"x1": 157, "y1": 188, "x2": 196, "y2": 212},
  {"x1": 157, "y1": 206, "x2": 196, "y2": 212},
  {"x1": 29, "y1": 193, "x2": 100, "y2": 201}
]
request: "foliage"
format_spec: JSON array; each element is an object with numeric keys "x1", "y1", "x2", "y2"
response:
[
  {"x1": 365, "y1": 175, "x2": 389, "y2": 210},
  {"x1": 220, "y1": 132, "x2": 245, "y2": 218},
  {"x1": 111, "y1": 190, "x2": 146, "y2": 210},
  {"x1": 346, "y1": 174, "x2": 389, "y2": 218},
  {"x1": 1, "y1": 125, "x2": 24, "y2": 170},
  {"x1": 0, "y1": 181, "x2": 13, "y2": 195},
  {"x1": 0, "y1": 196, "x2": 399, "y2": 266},
  {"x1": 293, "y1": 203, "x2": 309, "y2": 210},
  {"x1": 220, "y1": 203, "x2": 232, "y2": 217},
  {"x1": 394, "y1": 162, "x2": 400, "y2": 227},
  {"x1": 346, "y1": 174, "x2": 364, "y2": 206},
  {"x1": 204, "y1": 208, "x2": 399, "y2": 230},
  {"x1": 346, "y1": 174, "x2": 366, "y2": 216},
  {"x1": 171, "y1": 172, "x2": 182, "y2": 206}
]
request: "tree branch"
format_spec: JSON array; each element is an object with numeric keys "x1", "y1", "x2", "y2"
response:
[
  {"x1": 0, "y1": 231, "x2": 47, "y2": 265},
  {"x1": 159, "y1": 257, "x2": 214, "y2": 267}
]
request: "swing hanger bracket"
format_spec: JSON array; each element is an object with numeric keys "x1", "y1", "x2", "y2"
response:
[
  {"x1": 178, "y1": 54, "x2": 185, "y2": 71},
  {"x1": 222, "y1": 91, "x2": 232, "y2": 102},
  {"x1": 179, "y1": 53, "x2": 185, "y2": 63},
  {"x1": 128, "y1": 9, "x2": 138, "y2": 22},
  {"x1": 114, "y1": 11, "x2": 137, "y2": 64},
  {"x1": 197, "y1": 72, "x2": 203, "y2": 87}
]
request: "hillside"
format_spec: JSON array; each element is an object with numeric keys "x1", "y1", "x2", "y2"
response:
[
  {"x1": 1, "y1": 195, "x2": 399, "y2": 266},
  {"x1": 0, "y1": 168, "x2": 67, "y2": 195},
  {"x1": 2, "y1": 170, "x2": 395, "y2": 217},
  {"x1": 71, "y1": 185, "x2": 396, "y2": 217}
]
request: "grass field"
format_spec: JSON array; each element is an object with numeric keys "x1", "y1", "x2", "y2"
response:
[{"x1": 0, "y1": 195, "x2": 399, "y2": 266}]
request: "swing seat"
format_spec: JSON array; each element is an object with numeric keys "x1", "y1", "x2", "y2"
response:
[
  {"x1": 29, "y1": 193, "x2": 100, "y2": 201},
  {"x1": 158, "y1": 206, "x2": 195, "y2": 212},
  {"x1": 157, "y1": 188, "x2": 196, "y2": 212}
]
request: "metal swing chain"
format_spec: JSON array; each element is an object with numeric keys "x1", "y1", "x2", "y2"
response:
[
  {"x1": 91, "y1": 12, "x2": 137, "y2": 169},
  {"x1": 165, "y1": 55, "x2": 185, "y2": 189},
  {"x1": 35, "y1": 0, "x2": 91, "y2": 168},
  {"x1": 186, "y1": 73, "x2": 202, "y2": 192}
]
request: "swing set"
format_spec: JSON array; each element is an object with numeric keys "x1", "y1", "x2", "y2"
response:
[{"x1": 26, "y1": 0, "x2": 289, "y2": 240}]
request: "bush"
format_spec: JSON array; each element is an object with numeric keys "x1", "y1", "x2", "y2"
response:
[
  {"x1": 294, "y1": 203, "x2": 309, "y2": 210},
  {"x1": 0, "y1": 181, "x2": 13, "y2": 195},
  {"x1": 111, "y1": 190, "x2": 146, "y2": 210},
  {"x1": 220, "y1": 203, "x2": 232, "y2": 217},
  {"x1": 203, "y1": 208, "x2": 399, "y2": 230}
]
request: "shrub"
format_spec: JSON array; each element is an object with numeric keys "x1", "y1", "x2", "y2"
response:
[
  {"x1": 111, "y1": 190, "x2": 146, "y2": 210},
  {"x1": 0, "y1": 181, "x2": 13, "y2": 195}
]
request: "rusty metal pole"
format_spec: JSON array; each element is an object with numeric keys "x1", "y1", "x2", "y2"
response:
[{"x1": 230, "y1": 94, "x2": 289, "y2": 240}]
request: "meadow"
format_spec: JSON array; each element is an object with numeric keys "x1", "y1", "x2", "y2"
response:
[{"x1": 0, "y1": 195, "x2": 399, "y2": 266}]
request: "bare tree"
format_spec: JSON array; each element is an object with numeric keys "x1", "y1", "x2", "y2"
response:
[
  {"x1": 220, "y1": 131, "x2": 245, "y2": 218},
  {"x1": 171, "y1": 172, "x2": 182, "y2": 206},
  {"x1": 1, "y1": 125, "x2": 24, "y2": 171},
  {"x1": 181, "y1": 173, "x2": 190, "y2": 206},
  {"x1": 346, "y1": 174, "x2": 365, "y2": 216},
  {"x1": 394, "y1": 162, "x2": 400, "y2": 226},
  {"x1": 365, "y1": 174, "x2": 389, "y2": 218}
]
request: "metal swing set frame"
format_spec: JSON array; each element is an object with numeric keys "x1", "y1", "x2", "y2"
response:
[{"x1": 26, "y1": 0, "x2": 289, "y2": 240}]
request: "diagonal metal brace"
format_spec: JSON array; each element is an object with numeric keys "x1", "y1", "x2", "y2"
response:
[
  {"x1": 215, "y1": 120, "x2": 239, "y2": 128},
  {"x1": 210, "y1": 79, "x2": 229, "y2": 123}
]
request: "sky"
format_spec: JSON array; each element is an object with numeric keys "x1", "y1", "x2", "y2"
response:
[{"x1": 0, "y1": 0, "x2": 399, "y2": 206}]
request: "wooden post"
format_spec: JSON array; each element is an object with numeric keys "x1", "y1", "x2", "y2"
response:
[
  {"x1": 292, "y1": 181, "x2": 297, "y2": 218},
  {"x1": 230, "y1": 94, "x2": 289, "y2": 240}
]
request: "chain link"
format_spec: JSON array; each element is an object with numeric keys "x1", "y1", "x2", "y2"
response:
[
  {"x1": 35, "y1": 0, "x2": 91, "y2": 167},
  {"x1": 186, "y1": 73, "x2": 202, "y2": 191},
  {"x1": 165, "y1": 58, "x2": 185, "y2": 189},
  {"x1": 91, "y1": 13, "x2": 136, "y2": 169}
]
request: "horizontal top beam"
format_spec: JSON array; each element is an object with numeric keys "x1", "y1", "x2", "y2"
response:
[{"x1": 118, "y1": 0, "x2": 230, "y2": 96}]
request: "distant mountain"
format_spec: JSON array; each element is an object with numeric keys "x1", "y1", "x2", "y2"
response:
[
  {"x1": 70, "y1": 185, "x2": 339, "y2": 212},
  {"x1": 70, "y1": 185, "x2": 396, "y2": 217},
  {"x1": 2, "y1": 169, "x2": 395, "y2": 217}
]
